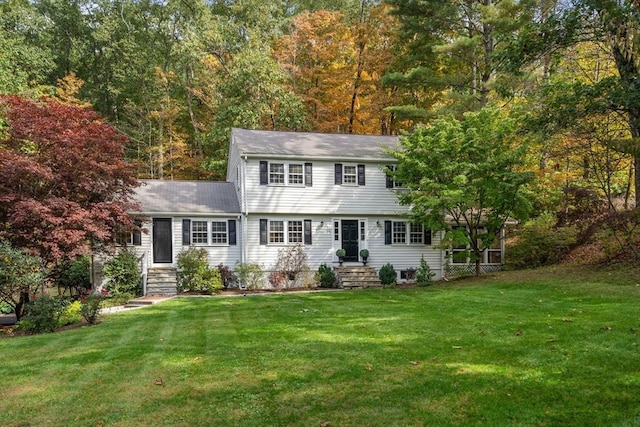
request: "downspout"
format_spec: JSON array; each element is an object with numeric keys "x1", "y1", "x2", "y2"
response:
[{"x1": 241, "y1": 155, "x2": 249, "y2": 265}]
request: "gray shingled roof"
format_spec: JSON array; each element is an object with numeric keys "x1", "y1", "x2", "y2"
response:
[
  {"x1": 134, "y1": 179, "x2": 240, "y2": 214},
  {"x1": 232, "y1": 128, "x2": 398, "y2": 160}
]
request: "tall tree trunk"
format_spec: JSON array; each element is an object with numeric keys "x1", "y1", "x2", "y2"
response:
[{"x1": 610, "y1": 44, "x2": 640, "y2": 208}]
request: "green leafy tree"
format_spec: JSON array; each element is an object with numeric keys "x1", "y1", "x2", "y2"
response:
[
  {"x1": 0, "y1": 0, "x2": 55, "y2": 93},
  {"x1": 387, "y1": 107, "x2": 534, "y2": 275},
  {"x1": 0, "y1": 239, "x2": 46, "y2": 321}
]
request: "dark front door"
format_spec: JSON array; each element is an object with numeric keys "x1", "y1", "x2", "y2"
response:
[
  {"x1": 341, "y1": 220, "x2": 359, "y2": 262},
  {"x1": 153, "y1": 218, "x2": 172, "y2": 263}
]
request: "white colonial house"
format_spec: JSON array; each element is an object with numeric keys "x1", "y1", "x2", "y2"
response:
[{"x1": 97, "y1": 128, "x2": 505, "y2": 294}]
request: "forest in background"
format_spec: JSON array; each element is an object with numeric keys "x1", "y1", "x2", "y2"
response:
[{"x1": 2, "y1": 0, "x2": 640, "y2": 263}]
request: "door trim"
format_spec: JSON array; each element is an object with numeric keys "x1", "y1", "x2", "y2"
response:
[{"x1": 152, "y1": 218, "x2": 173, "y2": 265}]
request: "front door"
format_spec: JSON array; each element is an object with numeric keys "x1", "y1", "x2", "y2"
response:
[
  {"x1": 341, "y1": 220, "x2": 359, "y2": 262},
  {"x1": 153, "y1": 218, "x2": 173, "y2": 264}
]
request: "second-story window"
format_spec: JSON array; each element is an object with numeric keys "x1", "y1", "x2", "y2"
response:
[
  {"x1": 269, "y1": 163, "x2": 285, "y2": 184},
  {"x1": 335, "y1": 163, "x2": 366, "y2": 186},
  {"x1": 288, "y1": 164, "x2": 303, "y2": 185},
  {"x1": 260, "y1": 161, "x2": 312, "y2": 186},
  {"x1": 344, "y1": 165, "x2": 357, "y2": 184}
]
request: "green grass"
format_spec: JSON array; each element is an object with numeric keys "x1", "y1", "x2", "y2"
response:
[{"x1": 1, "y1": 264, "x2": 640, "y2": 426}]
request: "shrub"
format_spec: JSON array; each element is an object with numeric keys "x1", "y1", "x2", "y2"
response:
[
  {"x1": 316, "y1": 263, "x2": 336, "y2": 288},
  {"x1": 0, "y1": 239, "x2": 46, "y2": 320},
  {"x1": 379, "y1": 263, "x2": 397, "y2": 286},
  {"x1": 59, "y1": 300, "x2": 83, "y2": 326},
  {"x1": 415, "y1": 256, "x2": 435, "y2": 286},
  {"x1": 234, "y1": 262, "x2": 265, "y2": 290},
  {"x1": 217, "y1": 264, "x2": 238, "y2": 288},
  {"x1": 80, "y1": 289, "x2": 107, "y2": 324},
  {"x1": 17, "y1": 293, "x2": 64, "y2": 333},
  {"x1": 177, "y1": 247, "x2": 223, "y2": 294},
  {"x1": 506, "y1": 213, "x2": 578, "y2": 269},
  {"x1": 271, "y1": 244, "x2": 309, "y2": 288},
  {"x1": 268, "y1": 270, "x2": 287, "y2": 290},
  {"x1": 56, "y1": 256, "x2": 91, "y2": 295},
  {"x1": 103, "y1": 249, "x2": 141, "y2": 297}
]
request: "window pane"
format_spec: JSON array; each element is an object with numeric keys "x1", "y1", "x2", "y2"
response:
[
  {"x1": 288, "y1": 164, "x2": 303, "y2": 185},
  {"x1": 392, "y1": 221, "x2": 406, "y2": 244},
  {"x1": 334, "y1": 221, "x2": 339, "y2": 241},
  {"x1": 343, "y1": 165, "x2": 356, "y2": 184},
  {"x1": 269, "y1": 221, "x2": 285, "y2": 243},
  {"x1": 409, "y1": 224, "x2": 423, "y2": 244},
  {"x1": 488, "y1": 251, "x2": 502, "y2": 264},
  {"x1": 270, "y1": 163, "x2": 285, "y2": 184},
  {"x1": 288, "y1": 220, "x2": 303, "y2": 243},
  {"x1": 211, "y1": 221, "x2": 227, "y2": 244},
  {"x1": 192, "y1": 221, "x2": 208, "y2": 244}
]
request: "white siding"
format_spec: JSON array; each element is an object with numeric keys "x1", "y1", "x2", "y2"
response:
[
  {"x1": 243, "y1": 215, "x2": 444, "y2": 281},
  {"x1": 244, "y1": 159, "x2": 407, "y2": 215},
  {"x1": 226, "y1": 141, "x2": 244, "y2": 213},
  {"x1": 136, "y1": 217, "x2": 242, "y2": 269}
]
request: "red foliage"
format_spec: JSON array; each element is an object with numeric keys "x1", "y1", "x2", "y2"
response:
[{"x1": 0, "y1": 95, "x2": 140, "y2": 262}]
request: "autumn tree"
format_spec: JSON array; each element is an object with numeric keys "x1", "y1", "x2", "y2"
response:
[
  {"x1": 275, "y1": 5, "x2": 398, "y2": 134},
  {"x1": 387, "y1": 108, "x2": 534, "y2": 275},
  {"x1": 0, "y1": 95, "x2": 140, "y2": 264}
]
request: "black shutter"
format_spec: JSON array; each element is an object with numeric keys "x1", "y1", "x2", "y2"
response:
[
  {"x1": 385, "y1": 166, "x2": 393, "y2": 188},
  {"x1": 424, "y1": 228, "x2": 432, "y2": 245},
  {"x1": 182, "y1": 219, "x2": 191, "y2": 245},
  {"x1": 132, "y1": 220, "x2": 142, "y2": 246},
  {"x1": 305, "y1": 162, "x2": 313, "y2": 186},
  {"x1": 357, "y1": 164, "x2": 365, "y2": 185},
  {"x1": 304, "y1": 219, "x2": 312, "y2": 245},
  {"x1": 228, "y1": 219, "x2": 237, "y2": 245},
  {"x1": 385, "y1": 221, "x2": 392, "y2": 245},
  {"x1": 335, "y1": 163, "x2": 342, "y2": 185},
  {"x1": 260, "y1": 161, "x2": 268, "y2": 185},
  {"x1": 260, "y1": 219, "x2": 268, "y2": 245}
]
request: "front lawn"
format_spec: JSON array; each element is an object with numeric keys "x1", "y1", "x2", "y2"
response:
[{"x1": 1, "y1": 265, "x2": 639, "y2": 426}]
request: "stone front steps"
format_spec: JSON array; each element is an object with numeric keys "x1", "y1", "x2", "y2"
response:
[
  {"x1": 335, "y1": 266, "x2": 383, "y2": 289},
  {"x1": 146, "y1": 267, "x2": 178, "y2": 296}
]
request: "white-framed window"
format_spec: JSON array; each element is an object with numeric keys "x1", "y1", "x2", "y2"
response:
[
  {"x1": 211, "y1": 221, "x2": 228, "y2": 244},
  {"x1": 385, "y1": 221, "x2": 431, "y2": 246},
  {"x1": 386, "y1": 165, "x2": 404, "y2": 188},
  {"x1": 288, "y1": 163, "x2": 304, "y2": 185},
  {"x1": 262, "y1": 161, "x2": 310, "y2": 186},
  {"x1": 269, "y1": 163, "x2": 285, "y2": 184},
  {"x1": 192, "y1": 220, "x2": 209, "y2": 244},
  {"x1": 261, "y1": 219, "x2": 312, "y2": 245},
  {"x1": 190, "y1": 220, "x2": 228, "y2": 246},
  {"x1": 392, "y1": 221, "x2": 406, "y2": 244},
  {"x1": 288, "y1": 220, "x2": 303, "y2": 243},
  {"x1": 269, "y1": 221, "x2": 285, "y2": 243},
  {"x1": 410, "y1": 224, "x2": 424, "y2": 244},
  {"x1": 343, "y1": 165, "x2": 357, "y2": 184}
]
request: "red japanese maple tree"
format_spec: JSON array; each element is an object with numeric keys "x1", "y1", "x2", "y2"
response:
[{"x1": 0, "y1": 95, "x2": 140, "y2": 263}]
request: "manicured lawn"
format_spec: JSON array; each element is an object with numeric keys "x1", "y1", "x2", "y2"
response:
[{"x1": 1, "y1": 265, "x2": 639, "y2": 426}]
